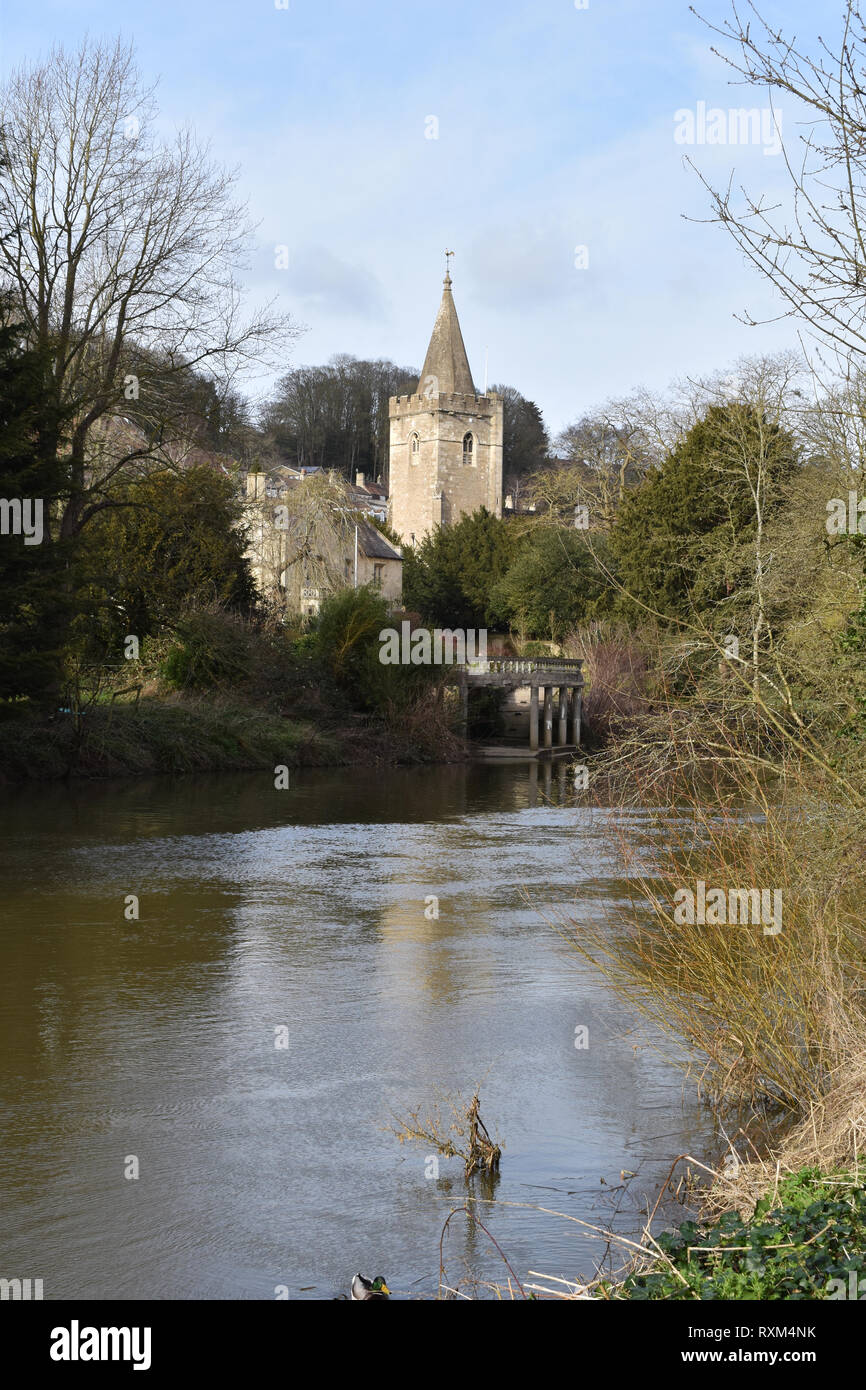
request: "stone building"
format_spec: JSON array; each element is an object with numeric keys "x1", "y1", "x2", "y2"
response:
[
  {"x1": 388, "y1": 271, "x2": 503, "y2": 545},
  {"x1": 244, "y1": 470, "x2": 402, "y2": 617}
]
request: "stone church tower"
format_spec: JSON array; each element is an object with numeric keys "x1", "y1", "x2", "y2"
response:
[{"x1": 388, "y1": 270, "x2": 503, "y2": 545}]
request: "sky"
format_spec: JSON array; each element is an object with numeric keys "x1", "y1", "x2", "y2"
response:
[{"x1": 0, "y1": 0, "x2": 837, "y2": 436}]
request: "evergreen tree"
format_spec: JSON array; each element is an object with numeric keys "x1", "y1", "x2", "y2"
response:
[
  {"x1": 402, "y1": 509, "x2": 524, "y2": 627},
  {"x1": 0, "y1": 322, "x2": 70, "y2": 710},
  {"x1": 488, "y1": 527, "x2": 607, "y2": 641},
  {"x1": 74, "y1": 466, "x2": 257, "y2": 663},
  {"x1": 489, "y1": 384, "x2": 550, "y2": 492},
  {"x1": 609, "y1": 404, "x2": 798, "y2": 622}
]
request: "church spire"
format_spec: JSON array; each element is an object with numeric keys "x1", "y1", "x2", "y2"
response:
[{"x1": 418, "y1": 262, "x2": 475, "y2": 396}]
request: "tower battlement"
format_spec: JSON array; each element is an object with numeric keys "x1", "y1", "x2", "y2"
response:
[{"x1": 390, "y1": 390, "x2": 501, "y2": 414}]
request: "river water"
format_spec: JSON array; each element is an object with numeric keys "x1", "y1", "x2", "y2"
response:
[{"x1": 0, "y1": 761, "x2": 715, "y2": 1300}]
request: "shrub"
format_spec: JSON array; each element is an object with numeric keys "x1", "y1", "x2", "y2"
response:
[
  {"x1": 160, "y1": 609, "x2": 258, "y2": 691},
  {"x1": 312, "y1": 586, "x2": 440, "y2": 715},
  {"x1": 563, "y1": 621, "x2": 652, "y2": 740}
]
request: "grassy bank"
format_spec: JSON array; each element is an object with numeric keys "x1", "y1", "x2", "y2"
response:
[
  {"x1": 0, "y1": 693, "x2": 462, "y2": 784},
  {"x1": 0, "y1": 594, "x2": 474, "y2": 784},
  {"x1": 550, "y1": 643, "x2": 866, "y2": 1300}
]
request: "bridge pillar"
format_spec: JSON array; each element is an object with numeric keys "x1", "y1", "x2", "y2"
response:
[
  {"x1": 558, "y1": 686, "x2": 568, "y2": 745},
  {"x1": 543, "y1": 685, "x2": 553, "y2": 749},
  {"x1": 529, "y1": 686, "x2": 539, "y2": 750},
  {"x1": 571, "y1": 686, "x2": 582, "y2": 746}
]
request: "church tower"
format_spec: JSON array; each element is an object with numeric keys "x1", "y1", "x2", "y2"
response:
[{"x1": 388, "y1": 268, "x2": 503, "y2": 545}]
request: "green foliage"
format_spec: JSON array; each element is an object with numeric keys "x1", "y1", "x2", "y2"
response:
[
  {"x1": 0, "y1": 321, "x2": 72, "y2": 712},
  {"x1": 620, "y1": 1169, "x2": 866, "y2": 1300},
  {"x1": 402, "y1": 509, "x2": 524, "y2": 626},
  {"x1": 311, "y1": 585, "x2": 436, "y2": 714},
  {"x1": 488, "y1": 526, "x2": 608, "y2": 640},
  {"x1": 520, "y1": 640, "x2": 556, "y2": 657},
  {"x1": 313, "y1": 584, "x2": 392, "y2": 682},
  {"x1": 76, "y1": 466, "x2": 257, "y2": 663},
  {"x1": 157, "y1": 609, "x2": 314, "y2": 717},
  {"x1": 160, "y1": 610, "x2": 258, "y2": 691},
  {"x1": 0, "y1": 695, "x2": 331, "y2": 782},
  {"x1": 609, "y1": 404, "x2": 798, "y2": 622},
  {"x1": 489, "y1": 383, "x2": 550, "y2": 485}
]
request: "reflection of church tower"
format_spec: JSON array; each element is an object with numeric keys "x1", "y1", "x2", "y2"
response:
[{"x1": 388, "y1": 268, "x2": 503, "y2": 545}]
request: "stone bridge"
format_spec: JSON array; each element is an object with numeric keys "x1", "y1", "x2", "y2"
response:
[{"x1": 456, "y1": 657, "x2": 584, "y2": 752}]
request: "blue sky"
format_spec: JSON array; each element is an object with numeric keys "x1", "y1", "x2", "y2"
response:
[{"x1": 1, "y1": 0, "x2": 834, "y2": 435}]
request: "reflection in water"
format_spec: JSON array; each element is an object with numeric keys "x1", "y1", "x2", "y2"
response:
[{"x1": 0, "y1": 762, "x2": 714, "y2": 1299}]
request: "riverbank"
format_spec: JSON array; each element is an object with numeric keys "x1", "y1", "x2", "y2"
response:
[
  {"x1": 609, "y1": 1164, "x2": 866, "y2": 1300},
  {"x1": 554, "y1": 692, "x2": 866, "y2": 1302},
  {"x1": 0, "y1": 693, "x2": 467, "y2": 785}
]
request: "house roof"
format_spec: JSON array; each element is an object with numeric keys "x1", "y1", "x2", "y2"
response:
[
  {"x1": 347, "y1": 484, "x2": 388, "y2": 512},
  {"x1": 356, "y1": 519, "x2": 402, "y2": 561}
]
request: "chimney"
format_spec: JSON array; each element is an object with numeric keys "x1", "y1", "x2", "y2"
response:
[
  {"x1": 355, "y1": 472, "x2": 366, "y2": 488},
  {"x1": 246, "y1": 471, "x2": 266, "y2": 500}
]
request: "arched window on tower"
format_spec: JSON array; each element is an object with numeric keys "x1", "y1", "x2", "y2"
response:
[
  {"x1": 409, "y1": 432, "x2": 420, "y2": 464},
  {"x1": 462, "y1": 432, "x2": 474, "y2": 466}
]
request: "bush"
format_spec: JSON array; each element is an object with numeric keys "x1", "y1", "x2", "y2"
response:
[
  {"x1": 312, "y1": 586, "x2": 439, "y2": 715},
  {"x1": 402, "y1": 508, "x2": 524, "y2": 627},
  {"x1": 563, "y1": 621, "x2": 651, "y2": 740},
  {"x1": 160, "y1": 610, "x2": 257, "y2": 691}
]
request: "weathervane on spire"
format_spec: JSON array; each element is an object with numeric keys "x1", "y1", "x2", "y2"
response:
[{"x1": 445, "y1": 248, "x2": 454, "y2": 282}]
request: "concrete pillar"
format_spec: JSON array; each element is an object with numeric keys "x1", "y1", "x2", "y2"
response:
[
  {"x1": 558, "y1": 686, "x2": 568, "y2": 745},
  {"x1": 529, "y1": 685, "x2": 539, "y2": 751},
  {"x1": 571, "y1": 686, "x2": 582, "y2": 746},
  {"x1": 543, "y1": 685, "x2": 553, "y2": 749}
]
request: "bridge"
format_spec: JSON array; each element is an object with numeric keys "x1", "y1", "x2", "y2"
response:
[{"x1": 456, "y1": 657, "x2": 584, "y2": 753}]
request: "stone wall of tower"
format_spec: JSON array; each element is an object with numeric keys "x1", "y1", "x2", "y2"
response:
[{"x1": 388, "y1": 390, "x2": 503, "y2": 545}]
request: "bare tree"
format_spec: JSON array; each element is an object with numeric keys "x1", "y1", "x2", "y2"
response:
[
  {"x1": 246, "y1": 471, "x2": 358, "y2": 610},
  {"x1": 705, "y1": 375, "x2": 798, "y2": 693},
  {"x1": 535, "y1": 389, "x2": 669, "y2": 527},
  {"x1": 0, "y1": 36, "x2": 301, "y2": 539},
  {"x1": 693, "y1": 1, "x2": 866, "y2": 365},
  {"x1": 261, "y1": 355, "x2": 417, "y2": 481}
]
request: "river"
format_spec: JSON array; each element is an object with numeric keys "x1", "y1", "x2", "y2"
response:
[{"x1": 0, "y1": 761, "x2": 715, "y2": 1299}]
